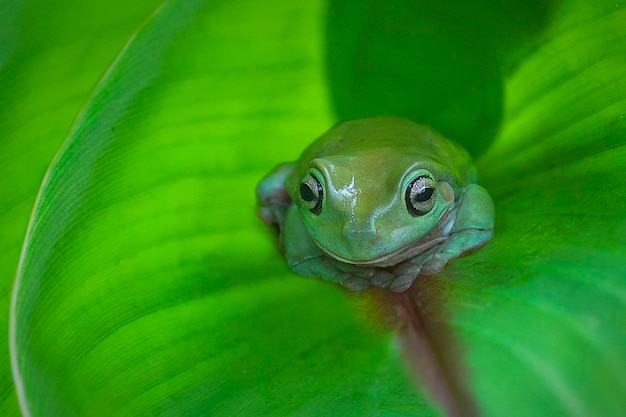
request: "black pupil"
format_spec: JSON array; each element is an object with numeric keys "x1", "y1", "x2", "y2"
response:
[
  {"x1": 415, "y1": 187, "x2": 434, "y2": 202},
  {"x1": 300, "y1": 182, "x2": 316, "y2": 202},
  {"x1": 405, "y1": 175, "x2": 436, "y2": 217}
]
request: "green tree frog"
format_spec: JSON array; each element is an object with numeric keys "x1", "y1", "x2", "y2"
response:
[{"x1": 257, "y1": 117, "x2": 494, "y2": 292}]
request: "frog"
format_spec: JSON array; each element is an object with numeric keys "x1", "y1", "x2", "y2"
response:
[{"x1": 256, "y1": 117, "x2": 494, "y2": 292}]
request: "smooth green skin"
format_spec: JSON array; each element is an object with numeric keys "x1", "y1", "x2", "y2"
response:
[{"x1": 258, "y1": 117, "x2": 494, "y2": 292}]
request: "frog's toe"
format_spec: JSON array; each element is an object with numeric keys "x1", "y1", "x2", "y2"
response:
[
  {"x1": 369, "y1": 270, "x2": 395, "y2": 288},
  {"x1": 420, "y1": 253, "x2": 451, "y2": 275},
  {"x1": 258, "y1": 206, "x2": 287, "y2": 227},
  {"x1": 389, "y1": 274, "x2": 416, "y2": 293},
  {"x1": 342, "y1": 274, "x2": 371, "y2": 291},
  {"x1": 394, "y1": 258, "x2": 425, "y2": 275}
]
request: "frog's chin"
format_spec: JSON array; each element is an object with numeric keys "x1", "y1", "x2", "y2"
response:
[
  {"x1": 317, "y1": 235, "x2": 447, "y2": 267},
  {"x1": 313, "y1": 209, "x2": 457, "y2": 268}
]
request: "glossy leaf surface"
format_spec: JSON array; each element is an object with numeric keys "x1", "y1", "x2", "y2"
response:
[
  {"x1": 4, "y1": 0, "x2": 626, "y2": 416},
  {"x1": 0, "y1": 0, "x2": 163, "y2": 414},
  {"x1": 9, "y1": 0, "x2": 437, "y2": 415}
]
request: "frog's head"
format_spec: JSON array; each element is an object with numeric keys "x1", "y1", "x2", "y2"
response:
[{"x1": 293, "y1": 152, "x2": 456, "y2": 267}]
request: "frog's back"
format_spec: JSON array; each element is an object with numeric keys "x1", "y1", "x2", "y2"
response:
[{"x1": 297, "y1": 117, "x2": 475, "y2": 188}]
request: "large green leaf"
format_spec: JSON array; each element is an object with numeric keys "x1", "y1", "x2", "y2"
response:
[
  {"x1": 10, "y1": 0, "x2": 439, "y2": 415},
  {"x1": 460, "y1": 1, "x2": 626, "y2": 414},
  {"x1": 326, "y1": 0, "x2": 558, "y2": 157},
  {"x1": 5, "y1": 0, "x2": 626, "y2": 416},
  {"x1": 0, "y1": 0, "x2": 163, "y2": 414},
  {"x1": 330, "y1": 0, "x2": 626, "y2": 414}
]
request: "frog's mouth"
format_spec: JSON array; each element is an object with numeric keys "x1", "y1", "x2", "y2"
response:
[
  {"x1": 318, "y1": 235, "x2": 448, "y2": 267},
  {"x1": 313, "y1": 209, "x2": 456, "y2": 268}
]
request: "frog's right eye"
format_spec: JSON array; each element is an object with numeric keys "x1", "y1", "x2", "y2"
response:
[
  {"x1": 405, "y1": 175, "x2": 437, "y2": 217},
  {"x1": 299, "y1": 173, "x2": 323, "y2": 215}
]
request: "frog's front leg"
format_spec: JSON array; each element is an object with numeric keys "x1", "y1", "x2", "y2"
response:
[
  {"x1": 420, "y1": 183, "x2": 495, "y2": 275},
  {"x1": 387, "y1": 245, "x2": 444, "y2": 292},
  {"x1": 283, "y1": 205, "x2": 394, "y2": 290},
  {"x1": 256, "y1": 163, "x2": 295, "y2": 229}
]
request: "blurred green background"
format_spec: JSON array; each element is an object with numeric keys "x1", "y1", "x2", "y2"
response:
[{"x1": 1, "y1": 0, "x2": 625, "y2": 416}]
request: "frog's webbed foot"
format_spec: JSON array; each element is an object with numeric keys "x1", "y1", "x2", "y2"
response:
[
  {"x1": 385, "y1": 245, "x2": 442, "y2": 292},
  {"x1": 418, "y1": 183, "x2": 494, "y2": 275},
  {"x1": 420, "y1": 228, "x2": 493, "y2": 275},
  {"x1": 289, "y1": 255, "x2": 395, "y2": 291},
  {"x1": 343, "y1": 269, "x2": 396, "y2": 291},
  {"x1": 384, "y1": 226, "x2": 493, "y2": 291},
  {"x1": 339, "y1": 268, "x2": 398, "y2": 290}
]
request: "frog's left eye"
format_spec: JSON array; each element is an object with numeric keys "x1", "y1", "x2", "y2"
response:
[
  {"x1": 300, "y1": 173, "x2": 323, "y2": 215},
  {"x1": 405, "y1": 175, "x2": 436, "y2": 216}
]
